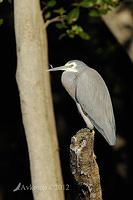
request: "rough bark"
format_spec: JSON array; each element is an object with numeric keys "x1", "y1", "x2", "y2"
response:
[
  {"x1": 70, "y1": 128, "x2": 102, "y2": 200},
  {"x1": 14, "y1": 1, "x2": 64, "y2": 200},
  {"x1": 101, "y1": 2, "x2": 133, "y2": 63}
]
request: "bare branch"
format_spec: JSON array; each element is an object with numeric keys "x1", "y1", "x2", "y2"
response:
[{"x1": 44, "y1": 15, "x2": 67, "y2": 28}]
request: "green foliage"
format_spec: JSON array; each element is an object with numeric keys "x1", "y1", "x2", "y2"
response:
[
  {"x1": 56, "y1": 24, "x2": 90, "y2": 40},
  {"x1": 0, "y1": 19, "x2": 3, "y2": 26},
  {"x1": 66, "y1": 25, "x2": 90, "y2": 39},
  {"x1": 41, "y1": 0, "x2": 121, "y2": 40},
  {"x1": 89, "y1": 9, "x2": 100, "y2": 17},
  {"x1": 44, "y1": 11, "x2": 51, "y2": 19},
  {"x1": 67, "y1": 8, "x2": 80, "y2": 24},
  {"x1": 79, "y1": 0, "x2": 94, "y2": 8},
  {"x1": 42, "y1": 0, "x2": 56, "y2": 13},
  {"x1": 47, "y1": 0, "x2": 56, "y2": 7},
  {"x1": 0, "y1": 0, "x2": 12, "y2": 27},
  {"x1": 0, "y1": 0, "x2": 12, "y2": 3},
  {"x1": 55, "y1": 23, "x2": 67, "y2": 29},
  {"x1": 53, "y1": 7, "x2": 66, "y2": 15}
]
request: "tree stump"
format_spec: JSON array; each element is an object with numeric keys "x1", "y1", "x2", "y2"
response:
[{"x1": 70, "y1": 128, "x2": 102, "y2": 200}]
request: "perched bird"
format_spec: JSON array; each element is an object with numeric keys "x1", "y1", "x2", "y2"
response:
[{"x1": 47, "y1": 60, "x2": 116, "y2": 146}]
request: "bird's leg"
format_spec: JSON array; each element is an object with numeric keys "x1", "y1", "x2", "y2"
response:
[{"x1": 90, "y1": 129, "x2": 96, "y2": 160}]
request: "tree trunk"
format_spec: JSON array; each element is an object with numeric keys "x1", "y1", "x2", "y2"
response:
[
  {"x1": 101, "y1": 2, "x2": 133, "y2": 63},
  {"x1": 14, "y1": 1, "x2": 64, "y2": 200},
  {"x1": 70, "y1": 129, "x2": 102, "y2": 200}
]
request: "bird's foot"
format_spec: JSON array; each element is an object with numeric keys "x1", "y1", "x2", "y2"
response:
[
  {"x1": 92, "y1": 129, "x2": 95, "y2": 136},
  {"x1": 90, "y1": 129, "x2": 95, "y2": 136},
  {"x1": 93, "y1": 152, "x2": 97, "y2": 160}
]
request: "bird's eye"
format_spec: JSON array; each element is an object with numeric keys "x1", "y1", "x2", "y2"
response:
[{"x1": 70, "y1": 64, "x2": 74, "y2": 67}]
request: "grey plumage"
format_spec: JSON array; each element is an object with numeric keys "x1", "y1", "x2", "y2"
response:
[{"x1": 47, "y1": 60, "x2": 116, "y2": 146}]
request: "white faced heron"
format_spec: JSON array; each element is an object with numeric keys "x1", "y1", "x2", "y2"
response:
[{"x1": 47, "y1": 60, "x2": 116, "y2": 146}]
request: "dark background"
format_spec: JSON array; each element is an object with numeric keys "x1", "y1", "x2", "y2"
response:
[{"x1": 0, "y1": 1, "x2": 133, "y2": 200}]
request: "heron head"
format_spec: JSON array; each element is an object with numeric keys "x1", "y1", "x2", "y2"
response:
[{"x1": 47, "y1": 61, "x2": 79, "y2": 72}]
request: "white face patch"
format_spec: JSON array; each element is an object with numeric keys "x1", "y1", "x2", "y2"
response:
[{"x1": 65, "y1": 61, "x2": 78, "y2": 72}]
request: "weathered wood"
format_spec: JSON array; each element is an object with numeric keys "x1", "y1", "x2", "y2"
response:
[{"x1": 70, "y1": 128, "x2": 102, "y2": 200}]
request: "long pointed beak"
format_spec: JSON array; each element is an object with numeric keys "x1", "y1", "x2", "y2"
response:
[{"x1": 46, "y1": 65, "x2": 67, "y2": 72}]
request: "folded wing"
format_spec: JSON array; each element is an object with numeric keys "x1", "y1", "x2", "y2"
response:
[{"x1": 75, "y1": 68, "x2": 116, "y2": 145}]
